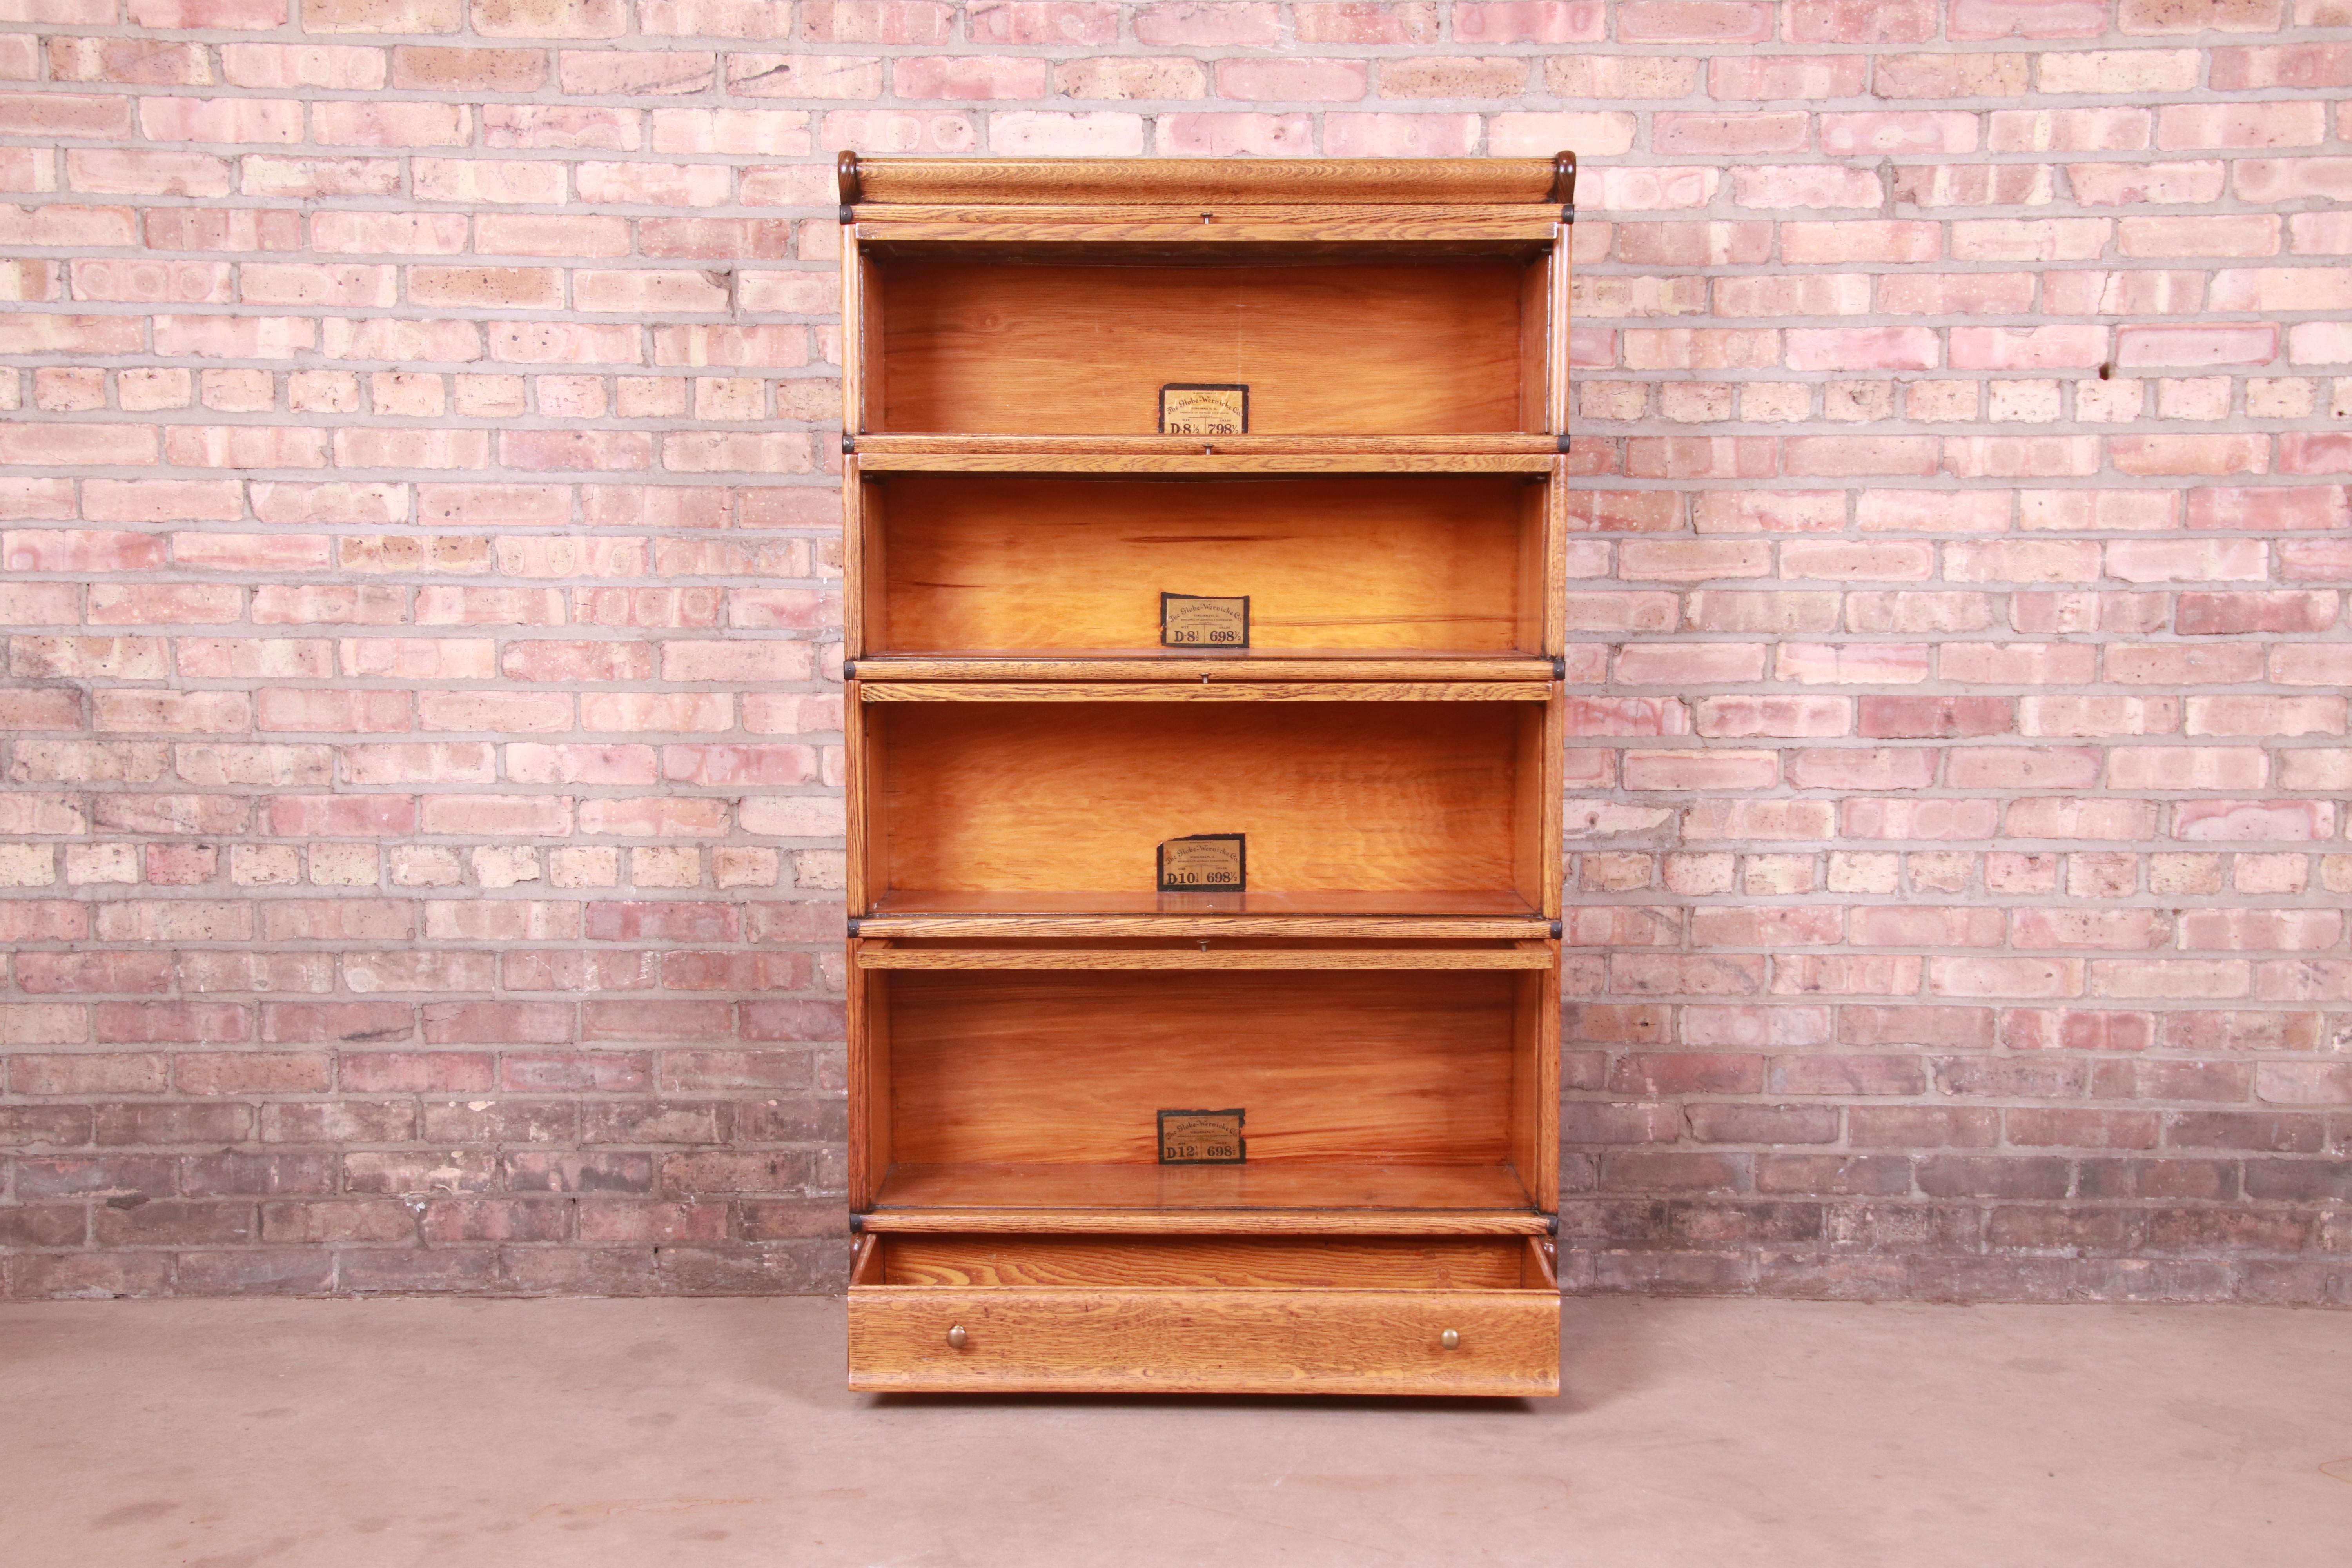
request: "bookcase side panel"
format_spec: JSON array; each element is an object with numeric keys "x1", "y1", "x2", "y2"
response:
[
  {"x1": 1509, "y1": 963, "x2": 1563, "y2": 1213},
  {"x1": 1517, "y1": 254, "x2": 1549, "y2": 437},
  {"x1": 841, "y1": 230, "x2": 866, "y2": 440},
  {"x1": 847, "y1": 946, "x2": 893, "y2": 1211},
  {"x1": 1547, "y1": 228, "x2": 1571, "y2": 437}
]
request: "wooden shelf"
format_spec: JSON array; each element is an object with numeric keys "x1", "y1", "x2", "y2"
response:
[
  {"x1": 860, "y1": 1207, "x2": 1553, "y2": 1236},
  {"x1": 860, "y1": 681, "x2": 1548, "y2": 704},
  {"x1": 852, "y1": 914, "x2": 1554, "y2": 940},
  {"x1": 853, "y1": 435, "x2": 1561, "y2": 458},
  {"x1": 872, "y1": 1163, "x2": 1543, "y2": 1218},
  {"x1": 851, "y1": 658, "x2": 1559, "y2": 683},
  {"x1": 864, "y1": 889, "x2": 1545, "y2": 919},
  {"x1": 857, "y1": 946, "x2": 1554, "y2": 972}
]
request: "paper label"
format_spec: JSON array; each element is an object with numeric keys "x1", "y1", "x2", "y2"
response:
[
  {"x1": 1158, "y1": 834, "x2": 1245, "y2": 893},
  {"x1": 1161, "y1": 593, "x2": 1250, "y2": 648},
  {"x1": 1160, "y1": 383, "x2": 1248, "y2": 436},
  {"x1": 1158, "y1": 1108, "x2": 1245, "y2": 1165}
]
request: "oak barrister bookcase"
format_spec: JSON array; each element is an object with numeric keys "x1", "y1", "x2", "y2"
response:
[{"x1": 839, "y1": 154, "x2": 1577, "y2": 1396}]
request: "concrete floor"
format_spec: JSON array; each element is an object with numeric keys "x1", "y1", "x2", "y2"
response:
[{"x1": 2, "y1": 1296, "x2": 2345, "y2": 1566}]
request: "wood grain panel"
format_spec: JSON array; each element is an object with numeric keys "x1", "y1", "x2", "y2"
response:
[
  {"x1": 860, "y1": 1207, "x2": 1551, "y2": 1235},
  {"x1": 852, "y1": 157, "x2": 1562, "y2": 206},
  {"x1": 848, "y1": 1285, "x2": 1559, "y2": 1396},
  {"x1": 853, "y1": 659, "x2": 1558, "y2": 682},
  {"x1": 884, "y1": 968, "x2": 1515, "y2": 1167},
  {"x1": 865, "y1": 473, "x2": 1535, "y2": 658},
  {"x1": 1540, "y1": 457, "x2": 1567, "y2": 653},
  {"x1": 864, "y1": 682, "x2": 1546, "y2": 704},
  {"x1": 865, "y1": 890, "x2": 1542, "y2": 918},
  {"x1": 842, "y1": 454, "x2": 869, "y2": 658},
  {"x1": 857, "y1": 946, "x2": 1553, "y2": 971},
  {"x1": 857, "y1": 204, "x2": 1559, "y2": 226},
  {"x1": 875, "y1": 1234, "x2": 1529, "y2": 1289},
  {"x1": 1549, "y1": 223, "x2": 1572, "y2": 435},
  {"x1": 845, "y1": 678, "x2": 871, "y2": 910},
  {"x1": 851, "y1": 915, "x2": 1553, "y2": 939},
  {"x1": 860, "y1": 250, "x2": 886, "y2": 433},
  {"x1": 1515, "y1": 702, "x2": 1555, "y2": 914},
  {"x1": 856, "y1": 452, "x2": 1555, "y2": 473},
  {"x1": 872, "y1": 1161, "x2": 1538, "y2": 1215},
  {"x1": 874, "y1": 701, "x2": 1530, "y2": 901},
  {"x1": 856, "y1": 434, "x2": 1562, "y2": 455},
  {"x1": 877, "y1": 260, "x2": 1532, "y2": 435},
  {"x1": 860, "y1": 220, "x2": 1556, "y2": 245},
  {"x1": 1508, "y1": 968, "x2": 1562, "y2": 1216},
  {"x1": 847, "y1": 944, "x2": 882, "y2": 1207},
  {"x1": 841, "y1": 236, "x2": 865, "y2": 439}
]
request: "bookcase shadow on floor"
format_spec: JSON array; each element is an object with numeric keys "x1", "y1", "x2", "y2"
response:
[{"x1": 840, "y1": 154, "x2": 1576, "y2": 1397}]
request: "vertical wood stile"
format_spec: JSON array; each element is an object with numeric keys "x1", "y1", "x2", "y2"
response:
[{"x1": 840, "y1": 210, "x2": 864, "y2": 439}]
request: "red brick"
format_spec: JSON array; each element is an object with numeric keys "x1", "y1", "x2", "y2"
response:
[
  {"x1": 1787, "y1": 0, "x2": 1937, "y2": 38},
  {"x1": 1133, "y1": 2, "x2": 1281, "y2": 44},
  {"x1": 1453, "y1": 1, "x2": 1604, "y2": 40},
  {"x1": 1948, "y1": 0, "x2": 2105, "y2": 38},
  {"x1": 1619, "y1": 1, "x2": 1772, "y2": 41},
  {"x1": 1655, "y1": 112, "x2": 1809, "y2": 155}
]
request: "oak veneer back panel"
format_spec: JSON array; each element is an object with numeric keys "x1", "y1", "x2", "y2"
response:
[
  {"x1": 884, "y1": 969, "x2": 1514, "y2": 1167},
  {"x1": 874, "y1": 1234, "x2": 1534, "y2": 1289},
  {"x1": 870, "y1": 701, "x2": 1538, "y2": 904},
  {"x1": 875, "y1": 260, "x2": 1531, "y2": 434},
  {"x1": 868, "y1": 474, "x2": 1537, "y2": 656}
]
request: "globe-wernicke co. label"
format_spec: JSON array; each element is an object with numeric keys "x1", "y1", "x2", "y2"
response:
[
  {"x1": 1158, "y1": 1108, "x2": 1245, "y2": 1165},
  {"x1": 1158, "y1": 833, "x2": 1244, "y2": 893},
  {"x1": 1159, "y1": 383, "x2": 1248, "y2": 435},
  {"x1": 1161, "y1": 592, "x2": 1250, "y2": 648}
]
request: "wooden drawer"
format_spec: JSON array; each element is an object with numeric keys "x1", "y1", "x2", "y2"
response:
[{"x1": 848, "y1": 1233, "x2": 1560, "y2": 1396}]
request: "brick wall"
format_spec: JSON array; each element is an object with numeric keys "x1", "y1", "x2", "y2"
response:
[{"x1": 0, "y1": 0, "x2": 2346, "y2": 1305}]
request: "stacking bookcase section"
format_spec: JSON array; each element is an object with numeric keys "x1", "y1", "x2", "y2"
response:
[
  {"x1": 849, "y1": 456, "x2": 1564, "y2": 680},
  {"x1": 849, "y1": 682, "x2": 1561, "y2": 921},
  {"x1": 849, "y1": 940, "x2": 1561, "y2": 1225},
  {"x1": 842, "y1": 155, "x2": 1568, "y2": 444},
  {"x1": 840, "y1": 155, "x2": 1573, "y2": 1397},
  {"x1": 861, "y1": 248, "x2": 1550, "y2": 437}
]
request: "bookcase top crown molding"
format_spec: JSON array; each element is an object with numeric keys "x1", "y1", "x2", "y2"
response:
[{"x1": 838, "y1": 152, "x2": 1579, "y2": 212}]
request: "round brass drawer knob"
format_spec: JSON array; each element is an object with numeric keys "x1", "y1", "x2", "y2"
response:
[
  {"x1": 946, "y1": 1325, "x2": 968, "y2": 1350},
  {"x1": 1440, "y1": 1329, "x2": 1461, "y2": 1351}
]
